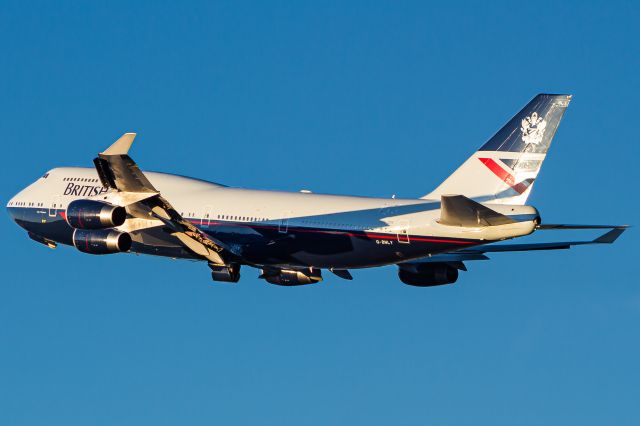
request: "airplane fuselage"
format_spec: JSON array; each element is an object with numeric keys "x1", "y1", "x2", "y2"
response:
[{"x1": 7, "y1": 167, "x2": 538, "y2": 270}]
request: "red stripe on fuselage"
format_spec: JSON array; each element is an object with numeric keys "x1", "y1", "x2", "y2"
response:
[
  {"x1": 190, "y1": 220, "x2": 475, "y2": 245},
  {"x1": 478, "y1": 157, "x2": 530, "y2": 194}
]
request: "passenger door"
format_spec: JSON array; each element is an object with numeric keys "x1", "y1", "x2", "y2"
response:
[
  {"x1": 201, "y1": 205, "x2": 214, "y2": 227},
  {"x1": 396, "y1": 220, "x2": 410, "y2": 244},
  {"x1": 49, "y1": 195, "x2": 62, "y2": 217},
  {"x1": 278, "y1": 212, "x2": 289, "y2": 233}
]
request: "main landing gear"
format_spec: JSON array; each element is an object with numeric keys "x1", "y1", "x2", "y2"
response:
[{"x1": 208, "y1": 262, "x2": 241, "y2": 283}]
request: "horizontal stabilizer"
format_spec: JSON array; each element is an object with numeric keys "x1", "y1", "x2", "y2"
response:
[
  {"x1": 538, "y1": 224, "x2": 625, "y2": 230},
  {"x1": 439, "y1": 195, "x2": 516, "y2": 227},
  {"x1": 398, "y1": 225, "x2": 626, "y2": 271},
  {"x1": 593, "y1": 227, "x2": 627, "y2": 243},
  {"x1": 457, "y1": 225, "x2": 627, "y2": 253}
]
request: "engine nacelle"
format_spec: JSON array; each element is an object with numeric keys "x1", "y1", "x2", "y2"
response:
[
  {"x1": 66, "y1": 200, "x2": 126, "y2": 229},
  {"x1": 262, "y1": 268, "x2": 322, "y2": 286},
  {"x1": 73, "y1": 229, "x2": 132, "y2": 255},
  {"x1": 398, "y1": 264, "x2": 459, "y2": 287}
]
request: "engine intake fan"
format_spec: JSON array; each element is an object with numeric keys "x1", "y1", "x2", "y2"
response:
[{"x1": 66, "y1": 200, "x2": 126, "y2": 229}]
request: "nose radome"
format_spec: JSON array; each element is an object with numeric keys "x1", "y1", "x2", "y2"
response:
[
  {"x1": 6, "y1": 170, "x2": 49, "y2": 217},
  {"x1": 7, "y1": 191, "x2": 21, "y2": 221},
  {"x1": 7, "y1": 186, "x2": 23, "y2": 208}
]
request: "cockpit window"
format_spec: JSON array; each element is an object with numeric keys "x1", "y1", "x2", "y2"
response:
[{"x1": 42, "y1": 173, "x2": 49, "y2": 179}]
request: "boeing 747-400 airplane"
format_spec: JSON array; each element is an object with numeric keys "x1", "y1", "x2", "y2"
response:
[{"x1": 7, "y1": 94, "x2": 627, "y2": 286}]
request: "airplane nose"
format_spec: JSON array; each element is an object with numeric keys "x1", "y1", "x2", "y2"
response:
[
  {"x1": 7, "y1": 187, "x2": 27, "y2": 222},
  {"x1": 7, "y1": 174, "x2": 46, "y2": 225},
  {"x1": 7, "y1": 193, "x2": 20, "y2": 220},
  {"x1": 7, "y1": 199, "x2": 17, "y2": 222}
]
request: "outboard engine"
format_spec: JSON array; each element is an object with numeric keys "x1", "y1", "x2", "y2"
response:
[
  {"x1": 66, "y1": 200, "x2": 126, "y2": 229},
  {"x1": 262, "y1": 268, "x2": 322, "y2": 286},
  {"x1": 398, "y1": 263, "x2": 459, "y2": 287},
  {"x1": 73, "y1": 229, "x2": 132, "y2": 255}
]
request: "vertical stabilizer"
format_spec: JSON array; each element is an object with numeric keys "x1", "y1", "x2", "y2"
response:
[{"x1": 424, "y1": 94, "x2": 571, "y2": 205}]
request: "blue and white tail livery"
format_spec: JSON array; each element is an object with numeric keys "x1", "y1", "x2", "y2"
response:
[
  {"x1": 6, "y1": 94, "x2": 626, "y2": 287},
  {"x1": 425, "y1": 94, "x2": 571, "y2": 205}
]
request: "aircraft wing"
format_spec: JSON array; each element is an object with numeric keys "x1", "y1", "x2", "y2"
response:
[
  {"x1": 92, "y1": 133, "x2": 236, "y2": 266},
  {"x1": 404, "y1": 226, "x2": 628, "y2": 269}
]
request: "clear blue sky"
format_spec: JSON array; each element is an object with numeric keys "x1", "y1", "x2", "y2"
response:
[{"x1": 1, "y1": 1, "x2": 639, "y2": 425}]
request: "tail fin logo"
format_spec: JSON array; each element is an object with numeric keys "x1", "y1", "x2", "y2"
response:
[
  {"x1": 478, "y1": 158, "x2": 534, "y2": 195},
  {"x1": 521, "y1": 112, "x2": 547, "y2": 145}
]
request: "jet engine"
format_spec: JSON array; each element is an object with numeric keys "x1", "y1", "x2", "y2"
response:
[
  {"x1": 261, "y1": 268, "x2": 322, "y2": 286},
  {"x1": 66, "y1": 200, "x2": 126, "y2": 229},
  {"x1": 398, "y1": 263, "x2": 459, "y2": 287},
  {"x1": 73, "y1": 229, "x2": 132, "y2": 255}
]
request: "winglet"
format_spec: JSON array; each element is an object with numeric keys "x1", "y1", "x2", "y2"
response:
[
  {"x1": 594, "y1": 226, "x2": 628, "y2": 244},
  {"x1": 102, "y1": 133, "x2": 136, "y2": 156}
]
